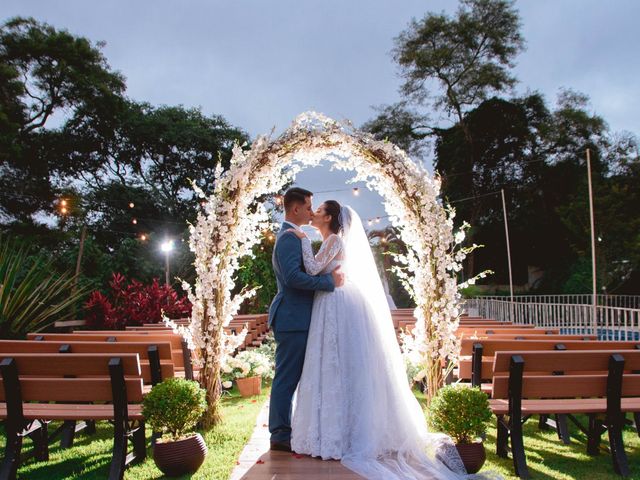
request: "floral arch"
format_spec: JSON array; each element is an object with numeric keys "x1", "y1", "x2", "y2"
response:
[{"x1": 179, "y1": 112, "x2": 470, "y2": 426}]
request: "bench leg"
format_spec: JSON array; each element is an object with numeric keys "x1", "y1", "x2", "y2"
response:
[
  {"x1": 555, "y1": 414, "x2": 571, "y2": 444},
  {"x1": 607, "y1": 414, "x2": 629, "y2": 477},
  {"x1": 587, "y1": 414, "x2": 603, "y2": 456},
  {"x1": 496, "y1": 416, "x2": 509, "y2": 458},
  {"x1": 510, "y1": 418, "x2": 530, "y2": 479},
  {"x1": 60, "y1": 420, "x2": 76, "y2": 448},
  {"x1": 28, "y1": 420, "x2": 49, "y2": 462},
  {"x1": 85, "y1": 420, "x2": 96, "y2": 435},
  {"x1": 132, "y1": 421, "x2": 146, "y2": 463},
  {"x1": 0, "y1": 427, "x2": 22, "y2": 480},
  {"x1": 538, "y1": 414, "x2": 550, "y2": 431},
  {"x1": 109, "y1": 419, "x2": 127, "y2": 480}
]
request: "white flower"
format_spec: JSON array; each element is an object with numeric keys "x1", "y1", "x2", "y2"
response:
[
  {"x1": 222, "y1": 381, "x2": 232, "y2": 389},
  {"x1": 187, "y1": 111, "x2": 474, "y2": 409}
]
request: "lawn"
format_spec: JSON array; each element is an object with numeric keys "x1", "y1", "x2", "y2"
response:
[
  {"x1": 414, "y1": 390, "x2": 640, "y2": 480},
  {"x1": 0, "y1": 387, "x2": 268, "y2": 479},
  {"x1": 2, "y1": 386, "x2": 639, "y2": 479}
]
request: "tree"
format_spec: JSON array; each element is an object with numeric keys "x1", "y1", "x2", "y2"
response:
[
  {"x1": 365, "y1": 0, "x2": 525, "y2": 154},
  {"x1": 0, "y1": 16, "x2": 126, "y2": 222},
  {"x1": 394, "y1": 0, "x2": 524, "y2": 124},
  {"x1": 435, "y1": 94, "x2": 550, "y2": 279},
  {"x1": 56, "y1": 101, "x2": 248, "y2": 221}
]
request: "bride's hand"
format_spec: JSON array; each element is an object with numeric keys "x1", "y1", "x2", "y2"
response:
[{"x1": 286, "y1": 228, "x2": 306, "y2": 239}]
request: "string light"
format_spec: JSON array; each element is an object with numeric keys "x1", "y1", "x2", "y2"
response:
[
  {"x1": 139, "y1": 233, "x2": 147, "y2": 241},
  {"x1": 60, "y1": 199, "x2": 68, "y2": 207},
  {"x1": 274, "y1": 195, "x2": 283, "y2": 206},
  {"x1": 132, "y1": 218, "x2": 138, "y2": 225},
  {"x1": 128, "y1": 202, "x2": 135, "y2": 209},
  {"x1": 352, "y1": 187, "x2": 359, "y2": 196},
  {"x1": 60, "y1": 207, "x2": 68, "y2": 215}
]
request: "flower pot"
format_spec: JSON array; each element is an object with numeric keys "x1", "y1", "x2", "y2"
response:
[
  {"x1": 153, "y1": 433, "x2": 207, "y2": 477},
  {"x1": 455, "y1": 441, "x2": 486, "y2": 474},
  {"x1": 236, "y1": 375, "x2": 261, "y2": 397}
]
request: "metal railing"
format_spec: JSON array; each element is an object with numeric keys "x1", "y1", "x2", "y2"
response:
[
  {"x1": 473, "y1": 294, "x2": 640, "y2": 309},
  {"x1": 466, "y1": 297, "x2": 640, "y2": 340}
]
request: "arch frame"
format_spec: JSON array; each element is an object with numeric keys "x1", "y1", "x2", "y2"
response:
[{"x1": 180, "y1": 112, "x2": 469, "y2": 426}]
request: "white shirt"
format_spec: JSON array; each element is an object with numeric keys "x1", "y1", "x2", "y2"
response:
[{"x1": 283, "y1": 220, "x2": 302, "y2": 231}]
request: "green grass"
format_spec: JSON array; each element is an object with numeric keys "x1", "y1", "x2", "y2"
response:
[
  {"x1": 0, "y1": 387, "x2": 268, "y2": 479},
  {"x1": 2, "y1": 386, "x2": 639, "y2": 479},
  {"x1": 415, "y1": 389, "x2": 640, "y2": 479}
]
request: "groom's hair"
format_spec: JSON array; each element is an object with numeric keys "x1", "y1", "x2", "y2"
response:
[{"x1": 283, "y1": 187, "x2": 313, "y2": 212}]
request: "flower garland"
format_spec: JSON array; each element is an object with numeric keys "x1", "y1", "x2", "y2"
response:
[{"x1": 186, "y1": 112, "x2": 477, "y2": 425}]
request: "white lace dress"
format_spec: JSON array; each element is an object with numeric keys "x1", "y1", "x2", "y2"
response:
[{"x1": 291, "y1": 234, "x2": 485, "y2": 479}]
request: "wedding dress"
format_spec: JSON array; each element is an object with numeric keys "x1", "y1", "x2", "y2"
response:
[{"x1": 291, "y1": 206, "x2": 498, "y2": 480}]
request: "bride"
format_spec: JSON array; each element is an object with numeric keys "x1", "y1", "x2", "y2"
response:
[{"x1": 287, "y1": 200, "x2": 494, "y2": 480}]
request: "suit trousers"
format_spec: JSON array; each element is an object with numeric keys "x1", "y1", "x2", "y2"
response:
[{"x1": 268, "y1": 329, "x2": 308, "y2": 443}]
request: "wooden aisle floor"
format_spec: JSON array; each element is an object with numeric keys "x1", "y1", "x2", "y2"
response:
[{"x1": 230, "y1": 399, "x2": 364, "y2": 480}]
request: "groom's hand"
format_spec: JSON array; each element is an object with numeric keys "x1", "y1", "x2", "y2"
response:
[{"x1": 332, "y1": 266, "x2": 345, "y2": 287}]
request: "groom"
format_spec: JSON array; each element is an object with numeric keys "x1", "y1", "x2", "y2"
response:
[{"x1": 268, "y1": 187, "x2": 344, "y2": 452}]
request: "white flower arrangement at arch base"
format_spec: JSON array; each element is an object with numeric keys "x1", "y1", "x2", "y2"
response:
[{"x1": 170, "y1": 111, "x2": 486, "y2": 427}]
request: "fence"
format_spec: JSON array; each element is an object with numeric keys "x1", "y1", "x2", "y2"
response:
[
  {"x1": 466, "y1": 296, "x2": 640, "y2": 340},
  {"x1": 473, "y1": 294, "x2": 640, "y2": 309}
]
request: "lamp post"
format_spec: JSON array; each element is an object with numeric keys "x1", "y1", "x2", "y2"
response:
[
  {"x1": 586, "y1": 149, "x2": 598, "y2": 334},
  {"x1": 501, "y1": 189, "x2": 515, "y2": 323},
  {"x1": 160, "y1": 240, "x2": 174, "y2": 285}
]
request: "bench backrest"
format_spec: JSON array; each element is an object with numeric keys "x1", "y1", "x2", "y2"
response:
[
  {"x1": 460, "y1": 338, "x2": 640, "y2": 356},
  {"x1": 457, "y1": 327, "x2": 559, "y2": 335},
  {"x1": 459, "y1": 339, "x2": 640, "y2": 380},
  {"x1": 465, "y1": 334, "x2": 598, "y2": 341},
  {"x1": 26, "y1": 333, "x2": 185, "y2": 368},
  {"x1": 491, "y1": 350, "x2": 640, "y2": 399},
  {"x1": 0, "y1": 340, "x2": 174, "y2": 383},
  {"x1": 0, "y1": 353, "x2": 144, "y2": 402}
]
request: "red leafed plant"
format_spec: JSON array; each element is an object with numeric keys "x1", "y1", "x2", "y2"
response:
[{"x1": 84, "y1": 273, "x2": 191, "y2": 329}]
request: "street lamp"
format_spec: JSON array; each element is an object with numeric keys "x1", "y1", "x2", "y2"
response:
[{"x1": 160, "y1": 240, "x2": 174, "y2": 285}]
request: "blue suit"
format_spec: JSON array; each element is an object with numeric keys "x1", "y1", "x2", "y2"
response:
[{"x1": 268, "y1": 223, "x2": 335, "y2": 443}]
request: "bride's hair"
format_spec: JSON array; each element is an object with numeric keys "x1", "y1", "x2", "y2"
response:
[{"x1": 323, "y1": 200, "x2": 342, "y2": 235}]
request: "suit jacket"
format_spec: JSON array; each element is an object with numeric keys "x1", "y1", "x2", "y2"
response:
[{"x1": 268, "y1": 223, "x2": 335, "y2": 332}]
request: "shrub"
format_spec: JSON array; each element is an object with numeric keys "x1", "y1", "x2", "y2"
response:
[
  {"x1": 428, "y1": 384, "x2": 492, "y2": 444},
  {"x1": 142, "y1": 378, "x2": 207, "y2": 441},
  {"x1": 0, "y1": 236, "x2": 88, "y2": 338},
  {"x1": 84, "y1": 272, "x2": 191, "y2": 329}
]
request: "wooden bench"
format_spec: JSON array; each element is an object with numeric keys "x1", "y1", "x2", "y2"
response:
[
  {"x1": 460, "y1": 338, "x2": 639, "y2": 387},
  {"x1": 457, "y1": 327, "x2": 559, "y2": 336},
  {"x1": 27, "y1": 332, "x2": 193, "y2": 381},
  {"x1": 489, "y1": 350, "x2": 640, "y2": 478},
  {"x1": 0, "y1": 353, "x2": 145, "y2": 480},
  {"x1": 466, "y1": 333, "x2": 598, "y2": 341},
  {"x1": 0, "y1": 340, "x2": 174, "y2": 386}
]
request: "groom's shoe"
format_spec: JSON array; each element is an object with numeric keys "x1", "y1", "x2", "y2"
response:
[{"x1": 270, "y1": 440, "x2": 292, "y2": 452}]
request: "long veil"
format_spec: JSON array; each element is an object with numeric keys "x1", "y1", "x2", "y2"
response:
[{"x1": 337, "y1": 206, "x2": 498, "y2": 480}]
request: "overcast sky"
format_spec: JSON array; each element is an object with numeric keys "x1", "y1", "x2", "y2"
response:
[{"x1": 2, "y1": 0, "x2": 639, "y2": 228}]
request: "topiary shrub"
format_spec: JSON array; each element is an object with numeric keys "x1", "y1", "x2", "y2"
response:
[
  {"x1": 142, "y1": 378, "x2": 207, "y2": 441},
  {"x1": 428, "y1": 384, "x2": 492, "y2": 444}
]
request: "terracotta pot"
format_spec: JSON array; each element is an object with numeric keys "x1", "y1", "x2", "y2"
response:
[
  {"x1": 455, "y1": 441, "x2": 486, "y2": 474},
  {"x1": 153, "y1": 433, "x2": 207, "y2": 477},
  {"x1": 236, "y1": 375, "x2": 262, "y2": 397}
]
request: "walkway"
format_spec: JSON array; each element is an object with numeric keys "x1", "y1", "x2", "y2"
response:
[{"x1": 230, "y1": 399, "x2": 364, "y2": 480}]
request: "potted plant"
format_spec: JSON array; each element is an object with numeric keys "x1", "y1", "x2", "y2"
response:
[
  {"x1": 428, "y1": 384, "x2": 492, "y2": 474},
  {"x1": 222, "y1": 349, "x2": 274, "y2": 397},
  {"x1": 142, "y1": 378, "x2": 208, "y2": 477}
]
